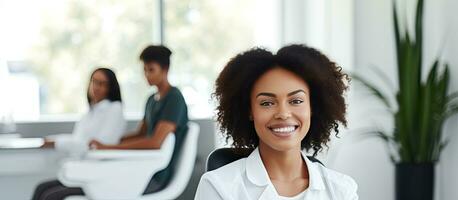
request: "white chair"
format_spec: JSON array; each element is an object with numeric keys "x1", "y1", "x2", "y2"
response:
[
  {"x1": 139, "y1": 122, "x2": 199, "y2": 200},
  {"x1": 62, "y1": 122, "x2": 199, "y2": 200}
]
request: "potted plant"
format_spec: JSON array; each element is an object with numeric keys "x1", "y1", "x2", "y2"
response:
[{"x1": 354, "y1": 0, "x2": 458, "y2": 199}]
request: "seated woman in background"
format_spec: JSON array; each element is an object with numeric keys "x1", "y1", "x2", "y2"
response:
[
  {"x1": 90, "y1": 45, "x2": 189, "y2": 194},
  {"x1": 32, "y1": 67, "x2": 126, "y2": 200},
  {"x1": 41, "y1": 67, "x2": 126, "y2": 154},
  {"x1": 195, "y1": 44, "x2": 358, "y2": 199}
]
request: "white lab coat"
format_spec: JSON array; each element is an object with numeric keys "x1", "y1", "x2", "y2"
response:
[
  {"x1": 195, "y1": 147, "x2": 358, "y2": 200},
  {"x1": 52, "y1": 100, "x2": 126, "y2": 155}
]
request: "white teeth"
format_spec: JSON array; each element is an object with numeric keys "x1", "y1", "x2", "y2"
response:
[{"x1": 272, "y1": 126, "x2": 296, "y2": 133}]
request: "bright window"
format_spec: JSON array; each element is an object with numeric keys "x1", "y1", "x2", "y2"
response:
[{"x1": 0, "y1": 0, "x2": 280, "y2": 122}]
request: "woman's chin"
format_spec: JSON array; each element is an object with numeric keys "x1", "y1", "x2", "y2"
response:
[{"x1": 262, "y1": 139, "x2": 301, "y2": 152}]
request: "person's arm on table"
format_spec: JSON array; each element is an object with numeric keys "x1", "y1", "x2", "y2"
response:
[{"x1": 89, "y1": 120, "x2": 175, "y2": 150}]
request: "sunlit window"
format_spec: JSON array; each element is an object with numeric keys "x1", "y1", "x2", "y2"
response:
[{"x1": 0, "y1": 0, "x2": 280, "y2": 122}]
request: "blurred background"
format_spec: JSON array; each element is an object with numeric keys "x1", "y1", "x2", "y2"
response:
[{"x1": 0, "y1": 0, "x2": 457, "y2": 199}]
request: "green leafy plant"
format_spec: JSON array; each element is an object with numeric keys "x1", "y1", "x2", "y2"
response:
[{"x1": 354, "y1": 0, "x2": 458, "y2": 163}]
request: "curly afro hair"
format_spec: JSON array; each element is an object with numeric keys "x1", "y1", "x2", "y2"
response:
[{"x1": 214, "y1": 44, "x2": 350, "y2": 156}]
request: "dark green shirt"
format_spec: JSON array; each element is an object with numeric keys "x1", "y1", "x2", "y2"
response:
[{"x1": 143, "y1": 87, "x2": 189, "y2": 194}]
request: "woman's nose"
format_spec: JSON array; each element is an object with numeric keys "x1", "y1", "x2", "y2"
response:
[{"x1": 274, "y1": 103, "x2": 292, "y2": 120}]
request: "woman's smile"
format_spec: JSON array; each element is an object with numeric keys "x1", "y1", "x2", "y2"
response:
[{"x1": 267, "y1": 123, "x2": 300, "y2": 138}]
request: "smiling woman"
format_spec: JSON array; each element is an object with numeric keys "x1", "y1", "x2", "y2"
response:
[
  {"x1": 195, "y1": 44, "x2": 357, "y2": 200},
  {"x1": 251, "y1": 68, "x2": 312, "y2": 153}
]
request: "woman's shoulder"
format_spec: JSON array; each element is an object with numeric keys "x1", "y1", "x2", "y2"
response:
[
  {"x1": 92, "y1": 100, "x2": 122, "y2": 112},
  {"x1": 108, "y1": 100, "x2": 122, "y2": 106},
  {"x1": 197, "y1": 157, "x2": 247, "y2": 199},
  {"x1": 93, "y1": 100, "x2": 123, "y2": 117},
  {"x1": 106, "y1": 100, "x2": 123, "y2": 110},
  {"x1": 200, "y1": 156, "x2": 247, "y2": 184},
  {"x1": 317, "y1": 164, "x2": 358, "y2": 196}
]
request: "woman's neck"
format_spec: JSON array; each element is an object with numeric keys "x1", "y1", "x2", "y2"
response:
[{"x1": 258, "y1": 143, "x2": 308, "y2": 181}]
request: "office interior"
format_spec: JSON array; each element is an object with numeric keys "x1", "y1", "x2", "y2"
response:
[{"x1": 1, "y1": 0, "x2": 457, "y2": 199}]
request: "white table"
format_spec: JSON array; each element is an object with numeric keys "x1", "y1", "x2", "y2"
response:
[{"x1": 0, "y1": 138, "x2": 65, "y2": 200}]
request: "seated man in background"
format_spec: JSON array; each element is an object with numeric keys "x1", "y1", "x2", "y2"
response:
[
  {"x1": 33, "y1": 46, "x2": 188, "y2": 200},
  {"x1": 90, "y1": 45, "x2": 189, "y2": 194}
]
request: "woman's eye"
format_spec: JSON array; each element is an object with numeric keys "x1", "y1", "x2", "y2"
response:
[
  {"x1": 290, "y1": 99, "x2": 304, "y2": 105},
  {"x1": 260, "y1": 101, "x2": 274, "y2": 107}
]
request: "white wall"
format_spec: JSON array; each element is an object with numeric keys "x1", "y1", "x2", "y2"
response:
[
  {"x1": 281, "y1": 0, "x2": 354, "y2": 71},
  {"x1": 282, "y1": 0, "x2": 458, "y2": 199},
  {"x1": 336, "y1": 0, "x2": 458, "y2": 200},
  {"x1": 336, "y1": 1, "x2": 396, "y2": 199},
  {"x1": 436, "y1": 0, "x2": 458, "y2": 199}
]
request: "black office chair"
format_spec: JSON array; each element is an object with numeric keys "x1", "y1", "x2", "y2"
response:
[{"x1": 206, "y1": 148, "x2": 323, "y2": 172}]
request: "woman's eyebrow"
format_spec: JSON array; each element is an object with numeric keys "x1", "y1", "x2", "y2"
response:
[
  {"x1": 256, "y1": 92, "x2": 277, "y2": 98},
  {"x1": 256, "y1": 89, "x2": 306, "y2": 98},
  {"x1": 256, "y1": 92, "x2": 276, "y2": 98},
  {"x1": 287, "y1": 89, "x2": 306, "y2": 96}
]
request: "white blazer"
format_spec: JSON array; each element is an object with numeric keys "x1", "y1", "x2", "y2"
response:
[
  {"x1": 195, "y1": 147, "x2": 358, "y2": 200},
  {"x1": 52, "y1": 100, "x2": 126, "y2": 154}
]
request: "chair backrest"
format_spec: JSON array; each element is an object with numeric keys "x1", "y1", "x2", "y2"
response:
[
  {"x1": 206, "y1": 148, "x2": 323, "y2": 172},
  {"x1": 142, "y1": 121, "x2": 200, "y2": 200}
]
